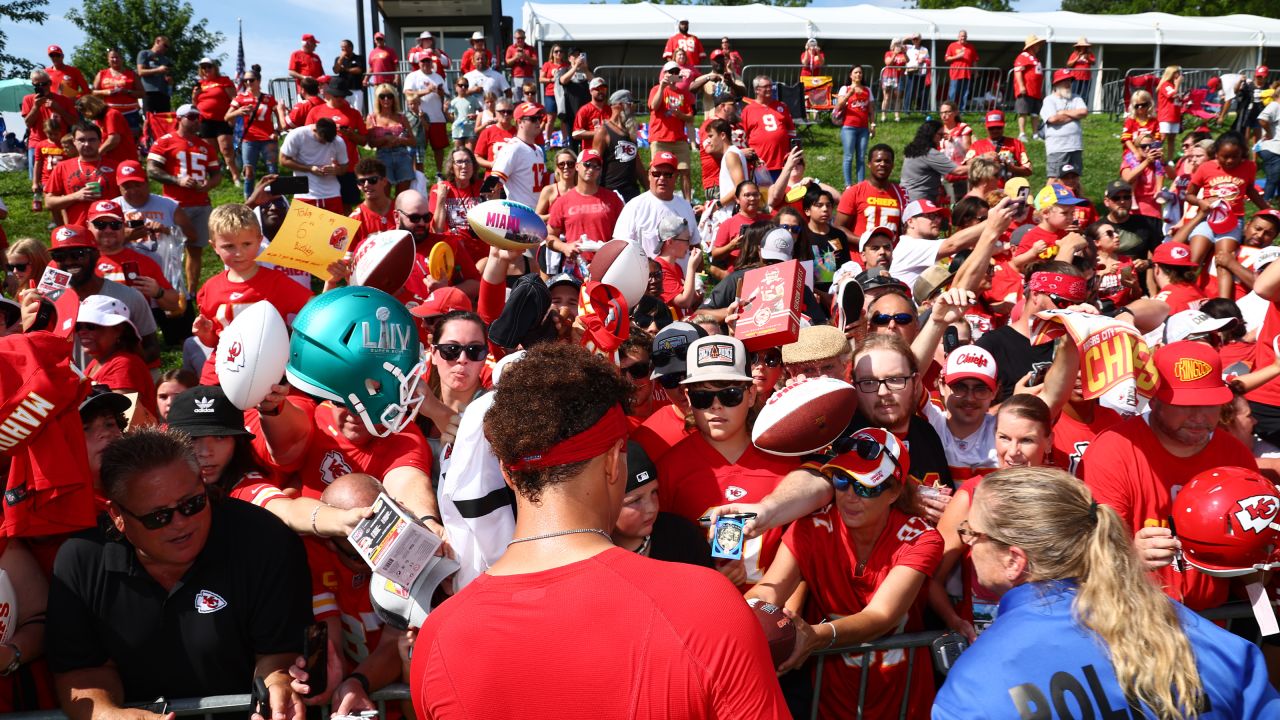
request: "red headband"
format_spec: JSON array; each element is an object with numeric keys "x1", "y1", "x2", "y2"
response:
[
  {"x1": 507, "y1": 404, "x2": 628, "y2": 471},
  {"x1": 1029, "y1": 272, "x2": 1087, "y2": 303}
]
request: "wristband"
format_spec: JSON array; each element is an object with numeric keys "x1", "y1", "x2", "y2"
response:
[
  {"x1": 819, "y1": 620, "x2": 837, "y2": 650},
  {"x1": 310, "y1": 504, "x2": 325, "y2": 535},
  {"x1": 343, "y1": 672, "x2": 370, "y2": 695},
  {"x1": 419, "y1": 514, "x2": 442, "y2": 526}
]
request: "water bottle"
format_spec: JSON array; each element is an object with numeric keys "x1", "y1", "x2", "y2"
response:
[{"x1": 31, "y1": 191, "x2": 42, "y2": 213}]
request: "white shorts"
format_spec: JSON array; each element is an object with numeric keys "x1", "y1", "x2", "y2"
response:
[{"x1": 1159, "y1": 121, "x2": 1181, "y2": 136}]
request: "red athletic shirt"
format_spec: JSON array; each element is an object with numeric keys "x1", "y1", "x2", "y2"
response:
[
  {"x1": 839, "y1": 86, "x2": 872, "y2": 128},
  {"x1": 474, "y1": 123, "x2": 515, "y2": 163},
  {"x1": 946, "y1": 42, "x2": 977, "y2": 80},
  {"x1": 648, "y1": 85, "x2": 694, "y2": 143},
  {"x1": 1013, "y1": 51, "x2": 1043, "y2": 99},
  {"x1": 230, "y1": 93, "x2": 279, "y2": 142},
  {"x1": 86, "y1": 353, "x2": 157, "y2": 417},
  {"x1": 429, "y1": 180, "x2": 481, "y2": 234},
  {"x1": 95, "y1": 108, "x2": 136, "y2": 168},
  {"x1": 663, "y1": 33, "x2": 706, "y2": 67},
  {"x1": 1014, "y1": 225, "x2": 1066, "y2": 256},
  {"x1": 288, "y1": 51, "x2": 324, "y2": 92},
  {"x1": 20, "y1": 92, "x2": 76, "y2": 144},
  {"x1": 288, "y1": 97, "x2": 324, "y2": 129},
  {"x1": 784, "y1": 506, "x2": 941, "y2": 719},
  {"x1": 1121, "y1": 116, "x2": 1160, "y2": 146},
  {"x1": 740, "y1": 101, "x2": 794, "y2": 171},
  {"x1": 195, "y1": 267, "x2": 313, "y2": 385},
  {"x1": 43, "y1": 157, "x2": 118, "y2": 226},
  {"x1": 547, "y1": 188, "x2": 624, "y2": 243},
  {"x1": 459, "y1": 48, "x2": 493, "y2": 74},
  {"x1": 1248, "y1": 301, "x2": 1280, "y2": 405},
  {"x1": 655, "y1": 255, "x2": 684, "y2": 303},
  {"x1": 965, "y1": 137, "x2": 1031, "y2": 172},
  {"x1": 411, "y1": 547, "x2": 788, "y2": 719},
  {"x1": 573, "y1": 102, "x2": 610, "y2": 151},
  {"x1": 1082, "y1": 414, "x2": 1257, "y2": 610},
  {"x1": 1154, "y1": 282, "x2": 1206, "y2": 314},
  {"x1": 1051, "y1": 405, "x2": 1121, "y2": 478},
  {"x1": 305, "y1": 536, "x2": 385, "y2": 662},
  {"x1": 1192, "y1": 159, "x2": 1258, "y2": 218},
  {"x1": 505, "y1": 44, "x2": 536, "y2": 78},
  {"x1": 713, "y1": 211, "x2": 769, "y2": 267},
  {"x1": 47, "y1": 64, "x2": 89, "y2": 98},
  {"x1": 306, "y1": 102, "x2": 366, "y2": 172},
  {"x1": 837, "y1": 181, "x2": 907, "y2": 237},
  {"x1": 194, "y1": 75, "x2": 234, "y2": 121},
  {"x1": 94, "y1": 68, "x2": 140, "y2": 113},
  {"x1": 540, "y1": 62, "x2": 568, "y2": 97},
  {"x1": 367, "y1": 47, "x2": 399, "y2": 86},
  {"x1": 629, "y1": 403, "x2": 693, "y2": 464},
  {"x1": 348, "y1": 202, "x2": 397, "y2": 248},
  {"x1": 1157, "y1": 81, "x2": 1183, "y2": 124},
  {"x1": 147, "y1": 132, "x2": 220, "y2": 206},
  {"x1": 95, "y1": 247, "x2": 173, "y2": 294}
]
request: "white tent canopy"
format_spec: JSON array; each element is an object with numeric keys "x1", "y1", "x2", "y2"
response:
[{"x1": 522, "y1": 2, "x2": 1280, "y2": 49}]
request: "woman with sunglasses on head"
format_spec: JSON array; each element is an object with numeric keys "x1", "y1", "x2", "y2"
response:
[
  {"x1": 226, "y1": 66, "x2": 280, "y2": 198},
  {"x1": 365, "y1": 82, "x2": 415, "y2": 194},
  {"x1": 4, "y1": 237, "x2": 49, "y2": 299},
  {"x1": 657, "y1": 336, "x2": 798, "y2": 590},
  {"x1": 748, "y1": 428, "x2": 941, "y2": 717},
  {"x1": 166, "y1": 385, "x2": 368, "y2": 537},
  {"x1": 535, "y1": 148, "x2": 578, "y2": 220},
  {"x1": 935, "y1": 467, "x2": 1280, "y2": 719}
]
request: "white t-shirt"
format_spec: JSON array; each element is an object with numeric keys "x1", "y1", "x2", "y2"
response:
[
  {"x1": 492, "y1": 136, "x2": 545, "y2": 208},
  {"x1": 404, "y1": 70, "x2": 447, "y2": 123},
  {"x1": 888, "y1": 235, "x2": 940, "y2": 289},
  {"x1": 278, "y1": 126, "x2": 349, "y2": 200},
  {"x1": 1259, "y1": 102, "x2": 1280, "y2": 154},
  {"x1": 116, "y1": 193, "x2": 179, "y2": 231},
  {"x1": 613, "y1": 191, "x2": 701, "y2": 259},
  {"x1": 719, "y1": 145, "x2": 748, "y2": 201},
  {"x1": 464, "y1": 69, "x2": 510, "y2": 98},
  {"x1": 922, "y1": 402, "x2": 998, "y2": 473}
]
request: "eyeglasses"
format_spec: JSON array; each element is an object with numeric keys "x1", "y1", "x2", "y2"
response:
[
  {"x1": 355, "y1": 176, "x2": 383, "y2": 186},
  {"x1": 51, "y1": 248, "x2": 93, "y2": 263},
  {"x1": 434, "y1": 343, "x2": 487, "y2": 361},
  {"x1": 651, "y1": 170, "x2": 674, "y2": 178},
  {"x1": 621, "y1": 361, "x2": 653, "y2": 379},
  {"x1": 947, "y1": 381, "x2": 993, "y2": 398},
  {"x1": 853, "y1": 374, "x2": 914, "y2": 393},
  {"x1": 397, "y1": 210, "x2": 431, "y2": 224},
  {"x1": 869, "y1": 312, "x2": 916, "y2": 326},
  {"x1": 688, "y1": 386, "x2": 747, "y2": 410},
  {"x1": 91, "y1": 219, "x2": 123, "y2": 230},
  {"x1": 957, "y1": 519, "x2": 1006, "y2": 547},
  {"x1": 116, "y1": 491, "x2": 208, "y2": 530},
  {"x1": 6, "y1": 263, "x2": 28, "y2": 272},
  {"x1": 650, "y1": 344, "x2": 689, "y2": 366},
  {"x1": 749, "y1": 348, "x2": 782, "y2": 368},
  {"x1": 1099, "y1": 228, "x2": 1118, "y2": 237}
]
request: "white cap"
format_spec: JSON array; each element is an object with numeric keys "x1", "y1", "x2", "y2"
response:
[
  {"x1": 662, "y1": 60, "x2": 680, "y2": 73},
  {"x1": 418, "y1": 31, "x2": 433, "y2": 40},
  {"x1": 471, "y1": 31, "x2": 484, "y2": 41},
  {"x1": 859, "y1": 225, "x2": 896, "y2": 251},
  {"x1": 175, "y1": 103, "x2": 199, "y2": 118},
  {"x1": 1163, "y1": 309, "x2": 1235, "y2": 344},
  {"x1": 761, "y1": 227, "x2": 795, "y2": 262},
  {"x1": 680, "y1": 336, "x2": 752, "y2": 385},
  {"x1": 197, "y1": 56, "x2": 216, "y2": 66},
  {"x1": 944, "y1": 345, "x2": 998, "y2": 391},
  {"x1": 1255, "y1": 245, "x2": 1280, "y2": 270},
  {"x1": 78, "y1": 295, "x2": 138, "y2": 337}
]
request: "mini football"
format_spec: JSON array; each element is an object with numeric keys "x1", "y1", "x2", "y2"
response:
[
  {"x1": 588, "y1": 239, "x2": 648, "y2": 308},
  {"x1": 428, "y1": 240, "x2": 455, "y2": 281},
  {"x1": 466, "y1": 199, "x2": 546, "y2": 251},
  {"x1": 352, "y1": 229, "x2": 414, "y2": 295},
  {"x1": 753, "y1": 377, "x2": 857, "y2": 456},
  {"x1": 216, "y1": 301, "x2": 290, "y2": 410},
  {"x1": 747, "y1": 598, "x2": 796, "y2": 669},
  {"x1": 0, "y1": 570, "x2": 14, "y2": 644}
]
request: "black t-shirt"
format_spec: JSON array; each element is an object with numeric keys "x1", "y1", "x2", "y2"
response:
[
  {"x1": 47, "y1": 498, "x2": 312, "y2": 701},
  {"x1": 1111, "y1": 212, "x2": 1163, "y2": 260},
  {"x1": 648, "y1": 512, "x2": 714, "y2": 567},
  {"x1": 843, "y1": 413, "x2": 955, "y2": 491},
  {"x1": 335, "y1": 54, "x2": 366, "y2": 92},
  {"x1": 703, "y1": 266, "x2": 831, "y2": 326},
  {"x1": 799, "y1": 226, "x2": 850, "y2": 293},
  {"x1": 600, "y1": 123, "x2": 641, "y2": 202},
  {"x1": 976, "y1": 323, "x2": 1054, "y2": 403}
]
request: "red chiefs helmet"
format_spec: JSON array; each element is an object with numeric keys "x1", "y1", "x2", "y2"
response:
[{"x1": 1172, "y1": 467, "x2": 1280, "y2": 577}]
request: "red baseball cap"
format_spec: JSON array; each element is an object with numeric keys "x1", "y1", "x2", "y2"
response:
[
  {"x1": 1257, "y1": 65, "x2": 1270, "y2": 77},
  {"x1": 651, "y1": 151, "x2": 678, "y2": 170},
  {"x1": 302, "y1": 34, "x2": 319, "y2": 44},
  {"x1": 1152, "y1": 241, "x2": 1197, "y2": 267},
  {"x1": 374, "y1": 31, "x2": 386, "y2": 40},
  {"x1": 1052, "y1": 68, "x2": 1074, "y2": 86},
  {"x1": 87, "y1": 200, "x2": 123, "y2": 222},
  {"x1": 579, "y1": 149, "x2": 602, "y2": 164},
  {"x1": 821, "y1": 428, "x2": 910, "y2": 489},
  {"x1": 51, "y1": 224, "x2": 94, "y2": 249},
  {"x1": 513, "y1": 102, "x2": 545, "y2": 120},
  {"x1": 116, "y1": 160, "x2": 146, "y2": 184},
  {"x1": 945, "y1": 346, "x2": 998, "y2": 391},
  {"x1": 1254, "y1": 209, "x2": 1280, "y2": 229},
  {"x1": 47, "y1": 45, "x2": 63, "y2": 56},
  {"x1": 1154, "y1": 341, "x2": 1231, "y2": 406},
  {"x1": 984, "y1": 110, "x2": 1005, "y2": 127},
  {"x1": 410, "y1": 287, "x2": 473, "y2": 319}
]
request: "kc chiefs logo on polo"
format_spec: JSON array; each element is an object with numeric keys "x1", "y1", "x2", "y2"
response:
[
  {"x1": 194, "y1": 589, "x2": 227, "y2": 614},
  {"x1": 1235, "y1": 495, "x2": 1280, "y2": 534},
  {"x1": 1172, "y1": 357, "x2": 1212, "y2": 382}
]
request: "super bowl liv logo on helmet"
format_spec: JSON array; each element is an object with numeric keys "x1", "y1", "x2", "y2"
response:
[{"x1": 362, "y1": 306, "x2": 413, "y2": 354}]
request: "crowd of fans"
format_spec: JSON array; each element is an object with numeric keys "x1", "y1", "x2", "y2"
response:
[{"x1": 4, "y1": 18, "x2": 1280, "y2": 720}]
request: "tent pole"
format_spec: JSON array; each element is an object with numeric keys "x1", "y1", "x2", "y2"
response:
[
  {"x1": 1092, "y1": 44, "x2": 1105, "y2": 112},
  {"x1": 929, "y1": 24, "x2": 937, "y2": 113}
]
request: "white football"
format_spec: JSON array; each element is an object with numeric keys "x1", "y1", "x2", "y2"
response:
[
  {"x1": 0, "y1": 570, "x2": 14, "y2": 645},
  {"x1": 352, "y1": 229, "x2": 414, "y2": 294},
  {"x1": 216, "y1": 301, "x2": 290, "y2": 410},
  {"x1": 369, "y1": 555, "x2": 461, "y2": 630},
  {"x1": 466, "y1": 199, "x2": 547, "y2": 251},
  {"x1": 752, "y1": 377, "x2": 858, "y2": 456},
  {"x1": 588, "y1": 239, "x2": 648, "y2": 308}
]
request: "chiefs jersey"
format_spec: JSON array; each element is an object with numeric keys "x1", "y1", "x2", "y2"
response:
[
  {"x1": 305, "y1": 536, "x2": 384, "y2": 663},
  {"x1": 147, "y1": 132, "x2": 221, "y2": 207},
  {"x1": 195, "y1": 268, "x2": 313, "y2": 385},
  {"x1": 739, "y1": 101, "x2": 794, "y2": 171},
  {"x1": 837, "y1": 181, "x2": 907, "y2": 237},
  {"x1": 349, "y1": 202, "x2": 397, "y2": 248}
]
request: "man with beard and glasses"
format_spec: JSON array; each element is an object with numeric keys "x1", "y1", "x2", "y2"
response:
[{"x1": 393, "y1": 190, "x2": 480, "y2": 303}]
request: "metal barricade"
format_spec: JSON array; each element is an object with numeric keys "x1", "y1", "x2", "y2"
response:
[
  {"x1": 1115, "y1": 67, "x2": 1225, "y2": 117},
  {"x1": 591, "y1": 65, "x2": 664, "y2": 113},
  {"x1": 878, "y1": 66, "x2": 1007, "y2": 117},
  {"x1": 741, "y1": 64, "x2": 872, "y2": 90},
  {"x1": 0, "y1": 685, "x2": 412, "y2": 720}
]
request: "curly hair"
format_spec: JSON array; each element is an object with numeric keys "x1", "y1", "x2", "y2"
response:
[{"x1": 485, "y1": 344, "x2": 630, "y2": 503}]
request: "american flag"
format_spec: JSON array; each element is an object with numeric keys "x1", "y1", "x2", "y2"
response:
[{"x1": 234, "y1": 19, "x2": 245, "y2": 92}]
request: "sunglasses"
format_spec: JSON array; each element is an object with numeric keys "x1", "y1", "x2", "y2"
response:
[
  {"x1": 6, "y1": 263, "x2": 28, "y2": 272},
  {"x1": 435, "y1": 343, "x2": 487, "y2": 361},
  {"x1": 749, "y1": 348, "x2": 782, "y2": 368},
  {"x1": 556, "y1": 161, "x2": 576, "y2": 169},
  {"x1": 869, "y1": 312, "x2": 915, "y2": 326},
  {"x1": 1045, "y1": 294, "x2": 1075, "y2": 309},
  {"x1": 1185, "y1": 331, "x2": 1223, "y2": 348},
  {"x1": 397, "y1": 210, "x2": 431, "y2": 224},
  {"x1": 665, "y1": 68, "x2": 680, "y2": 75},
  {"x1": 828, "y1": 434, "x2": 902, "y2": 495},
  {"x1": 828, "y1": 468, "x2": 891, "y2": 498},
  {"x1": 117, "y1": 491, "x2": 208, "y2": 530},
  {"x1": 779, "y1": 224, "x2": 802, "y2": 233},
  {"x1": 688, "y1": 386, "x2": 747, "y2": 410},
  {"x1": 650, "y1": 344, "x2": 689, "y2": 366},
  {"x1": 497, "y1": 109, "x2": 513, "y2": 115},
  {"x1": 1134, "y1": 102, "x2": 1151, "y2": 108},
  {"x1": 355, "y1": 176, "x2": 383, "y2": 186},
  {"x1": 621, "y1": 361, "x2": 653, "y2": 379},
  {"x1": 51, "y1": 248, "x2": 93, "y2": 263},
  {"x1": 379, "y1": 94, "x2": 394, "y2": 99},
  {"x1": 92, "y1": 219, "x2": 123, "y2": 230},
  {"x1": 651, "y1": 170, "x2": 674, "y2": 178},
  {"x1": 32, "y1": 82, "x2": 50, "y2": 89}
]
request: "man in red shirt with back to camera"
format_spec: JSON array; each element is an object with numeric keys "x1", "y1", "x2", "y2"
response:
[
  {"x1": 741, "y1": 75, "x2": 795, "y2": 182},
  {"x1": 289, "y1": 34, "x2": 324, "y2": 95},
  {"x1": 663, "y1": 19, "x2": 705, "y2": 68},
  {"x1": 506, "y1": 29, "x2": 537, "y2": 102},
  {"x1": 1012, "y1": 35, "x2": 1046, "y2": 143},
  {"x1": 365, "y1": 32, "x2": 399, "y2": 89},
  {"x1": 147, "y1": 103, "x2": 221, "y2": 294},
  {"x1": 1083, "y1": 341, "x2": 1256, "y2": 612},
  {"x1": 944, "y1": 30, "x2": 977, "y2": 112},
  {"x1": 411, "y1": 343, "x2": 789, "y2": 720}
]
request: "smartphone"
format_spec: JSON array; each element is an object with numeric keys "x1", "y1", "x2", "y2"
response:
[
  {"x1": 300, "y1": 623, "x2": 328, "y2": 699},
  {"x1": 1026, "y1": 361, "x2": 1051, "y2": 387},
  {"x1": 479, "y1": 174, "x2": 501, "y2": 194},
  {"x1": 127, "y1": 217, "x2": 146, "y2": 229},
  {"x1": 126, "y1": 698, "x2": 169, "y2": 715},
  {"x1": 121, "y1": 261, "x2": 140, "y2": 286},
  {"x1": 789, "y1": 137, "x2": 802, "y2": 149},
  {"x1": 266, "y1": 175, "x2": 309, "y2": 196},
  {"x1": 1017, "y1": 185, "x2": 1030, "y2": 200},
  {"x1": 942, "y1": 325, "x2": 961, "y2": 355}
]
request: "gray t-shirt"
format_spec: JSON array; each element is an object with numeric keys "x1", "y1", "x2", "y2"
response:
[
  {"x1": 136, "y1": 49, "x2": 173, "y2": 94},
  {"x1": 900, "y1": 149, "x2": 956, "y2": 203},
  {"x1": 1040, "y1": 94, "x2": 1086, "y2": 154}
]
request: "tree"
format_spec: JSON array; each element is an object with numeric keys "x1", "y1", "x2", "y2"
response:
[
  {"x1": 65, "y1": 0, "x2": 223, "y2": 97},
  {"x1": 1061, "y1": 0, "x2": 1273, "y2": 13},
  {"x1": 0, "y1": 0, "x2": 48, "y2": 76},
  {"x1": 917, "y1": 0, "x2": 1011, "y2": 9}
]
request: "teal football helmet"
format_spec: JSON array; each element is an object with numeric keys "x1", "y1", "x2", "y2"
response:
[{"x1": 286, "y1": 286, "x2": 427, "y2": 437}]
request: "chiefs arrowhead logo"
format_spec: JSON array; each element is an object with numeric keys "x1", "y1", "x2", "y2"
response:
[
  {"x1": 724, "y1": 485, "x2": 747, "y2": 502},
  {"x1": 194, "y1": 589, "x2": 227, "y2": 614},
  {"x1": 320, "y1": 450, "x2": 353, "y2": 485},
  {"x1": 120, "y1": 164, "x2": 137, "y2": 175},
  {"x1": 222, "y1": 340, "x2": 245, "y2": 372},
  {"x1": 55, "y1": 227, "x2": 77, "y2": 242},
  {"x1": 1235, "y1": 495, "x2": 1280, "y2": 533}
]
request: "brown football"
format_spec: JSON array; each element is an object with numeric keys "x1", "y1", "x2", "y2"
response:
[
  {"x1": 752, "y1": 377, "x2": 858, "y2": 456},
  {"x1": 747, "y1": 598, "x2": 797, "y2": 668}
]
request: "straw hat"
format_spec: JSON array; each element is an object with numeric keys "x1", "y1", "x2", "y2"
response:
[
  {"x1": 1074, "y1": 37, "x2": 1091, "y2": 47},
  {"x1": 1023, "y1": 34, "x2": 1044, "y2": 49}
]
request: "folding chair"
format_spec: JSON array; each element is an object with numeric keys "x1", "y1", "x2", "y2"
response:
[{"x1": 775, "y1": 82, "x2": 815, "y2": 138}]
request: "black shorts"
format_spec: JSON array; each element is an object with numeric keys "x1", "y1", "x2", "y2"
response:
[
  {"x1": 337, "y1": 172, "x2": 361, "y2": 207},
  {"x1": 144, "y1": 92, "x2": 171, "y2": 113},
  {"x1": 1014, "y1": 95, "x2": 1042, "y2": 115},
  {"x1": 198, "y1": 119, "x2": 233, "y2": 138}
]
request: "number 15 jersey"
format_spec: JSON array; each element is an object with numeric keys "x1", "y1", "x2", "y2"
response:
[{"x1": 147, "y1": 132, "x2": 221, "y2": 207}]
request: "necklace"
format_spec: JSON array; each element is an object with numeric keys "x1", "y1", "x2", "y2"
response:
[
  {"x1": 635, "y1": 535, "x2": 652, "y2": 556},
  {"x1": 507, "y1": 528, "x2": 612, "y2": 546}
]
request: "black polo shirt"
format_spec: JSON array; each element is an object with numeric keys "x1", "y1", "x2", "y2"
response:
[{"x1": 47, "y1": 498, "x2": 311, "y2": 701}]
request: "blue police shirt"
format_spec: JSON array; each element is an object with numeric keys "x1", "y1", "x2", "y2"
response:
[{"x1": 933, "y1": 580, "x2": 1280, "y2": 719}]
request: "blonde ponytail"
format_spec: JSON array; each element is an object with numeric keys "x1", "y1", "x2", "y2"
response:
[{"x1": 977, "y1": 468, "x2": 1204, "y2": 719}]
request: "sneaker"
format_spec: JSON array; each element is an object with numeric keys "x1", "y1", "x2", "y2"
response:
[{"x1": 1018, "y1": 134, "x2": 1029, "y2": 143}]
